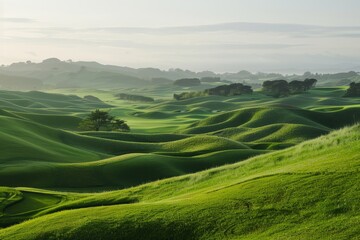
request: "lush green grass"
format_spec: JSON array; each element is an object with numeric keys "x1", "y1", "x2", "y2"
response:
[
  {"x1": 0, "y1": 112, "x2": 267, "y2": 189},
  {"x1": 0, "y1": 88, "x2": 359, "y2": 190},
  {"x1": 45, "y1": 87, "x2": 360, "y2": 133},
  {"x1": 0, "y1": 87, "x2": 359, "y2": 239},
  {"x1": 179, "y1": 105, "x2": 360, "y2": 150},
  {"x1": 0, "y1": 125, "x2": 359, "y2": 239}
]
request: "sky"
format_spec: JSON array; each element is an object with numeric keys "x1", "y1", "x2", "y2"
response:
[{"x1": 1, "y1": 0, "x2": 360, "y2": 73}]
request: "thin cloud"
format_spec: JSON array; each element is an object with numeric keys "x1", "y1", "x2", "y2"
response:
[
  {"x1": 1, "y1": 17, "x2": 36, "y2": 23},
  {"x1": 7, "y1": 22, "x2": 360, "y2": 38},
  {"x1": 86, "y1": 22, "x2": 360, "y2": 35}
]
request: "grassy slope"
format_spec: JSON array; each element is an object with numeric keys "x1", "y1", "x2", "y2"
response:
[
  {"x1": 0, "y1": 88, "x2": 359, "y2": 189},
  {"x1": 180, "y1": 106, "x2": 360, "y2": 149},
  {"x1": 0, "y1": 125, "x2": 359, "y2": 239},
  {"x1": 45, "y1": 87, "x2": 360, "y2": 133},
  {"x1": 182, "y1": 106, "x2": 360, "y2": 134},
  {"x1": 0, "y1": 113, "x2": 265, "y2": 189},
  {"x1": 0, "y1": 90, "x2": 111, "y2": 130}
]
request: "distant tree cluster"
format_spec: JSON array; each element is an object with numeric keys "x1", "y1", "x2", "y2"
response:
[
  {"x1": 262, "y1": 79, "x2": 317, "y2": 97},
  {"x1": 79, "y1": 109, "x2": 130, "y2": 132},
  {"x1": 173, "y1": 78, "x2": 201, "y2": 87},
  {"x1": 344, "y1": 82, "x2": 360, "y2": 97},
  {"x1": 200, "y1": 77, "x2": 221, "y2": 83},
  {"x1": 174, "y1": 91, "x2": 206, "y2": 100},
  {"x1": 151, "y1": 77, "x2": 172, "y2": 85},
  {"x1": 116, "y1": 93, "x2": 154, "y2": 102},
  {"x1": 205, "y1": 83, "x2": 253, "y2": 96},
  {"x1": 174, "y1": 83, "x2": 253, "y2": 100}
]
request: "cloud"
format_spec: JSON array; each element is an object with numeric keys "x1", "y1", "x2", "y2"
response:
[
  {"x1": 7, "y1": 21, "x2": 360, "y2": 39},
  {"x1": 1, "y1": 17, "x2": 36, "y2": 23},
  {"x1": 2, "y1": 21, "x2": 360, "y2": 72},
  {"x1": 84, "y1": 22, "x2": 360, "y2": 37}
]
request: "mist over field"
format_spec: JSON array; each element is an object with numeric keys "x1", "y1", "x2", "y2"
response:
[
  {"x1": 1, "y1": 0, "x2": 360, "y2": 73},
  {"x1": 0, "y1": 1, "x2": 359, "y2": 240}
]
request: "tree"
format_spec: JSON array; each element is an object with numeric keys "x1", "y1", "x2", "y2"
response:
[
  {"x1": 79, "y1": 109, "x2": 130, "y2": 132},
  {"x1": 111, "y1": 119, "x2": 130, "y2": 132},
  {"x1": 173, "y1": 78, "x2": 201, "y2": 87},
  {"x1": 173, "y1": 83, "x2": 253, "y2": 100},
  {"x1": 289, "y1": 80, "x2": 305, "y2": 94},
  {"x1": 263, "y1": 79, "x2": 317, "y2": 97},
  {"x1": 303, "y1": 78, "x2": 317, "y2": 91},
  {"x1": 262, "y1": 80, "x2": 290, "y2": 97},
  {"x1": 344, "y1": 82, "x2": 360, "y2": 97}
]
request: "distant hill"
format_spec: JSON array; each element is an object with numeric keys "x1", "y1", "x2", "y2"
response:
[
  {"x1": 0, "y1": 73, "x2": 43, "y2": 90},
  {"x1": 1, "y1": 58, "x2": 359, "y2": 90}
]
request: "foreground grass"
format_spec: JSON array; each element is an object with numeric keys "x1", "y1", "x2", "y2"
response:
[{"x1": 0, "y1": 125, "x2": 359, "y2": 239}]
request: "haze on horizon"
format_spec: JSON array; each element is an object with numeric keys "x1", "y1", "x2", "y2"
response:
[{"x1": 1, "y1": 0, "x2": 360, "y2": 74}]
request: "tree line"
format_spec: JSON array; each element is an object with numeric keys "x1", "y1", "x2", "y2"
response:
[
  {"x1": 174, "y1": 83, "x2": 253, "y2": 100},
  {"x1": 262, "y1": 79, "x2": 317, "y2": 97}
]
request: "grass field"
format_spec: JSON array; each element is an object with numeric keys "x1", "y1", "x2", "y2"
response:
[
  {"x1": 0, "y1": 124, "x2": 359, "y2": 239},
  {"x1": 0, "y1": 86, "x2": 359, "y2": 239}
]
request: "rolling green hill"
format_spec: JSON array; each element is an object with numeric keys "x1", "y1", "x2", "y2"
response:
[
  {"x1": 0, "y1": 90, "x2": 111, "y2": 130},
  {"x1": 0, "y1": 88, "x2": 359, "y2": 190},
  {"x1": 0, "y1": 124, "x2": 359, "y2": 239},
  {"x1": 0, "y1": 87, "x2": 359, "y2": 239},
  {"x1": 0, "y1": 113, "x2": 267, "y2": 189},
  {"x1": 180, "y1": 105, "x2": 360, "y2": 148}
]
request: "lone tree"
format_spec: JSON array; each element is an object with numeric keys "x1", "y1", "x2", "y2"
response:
[{"x1": 79, "y1": 109, "x2": 130, "y2": 132}]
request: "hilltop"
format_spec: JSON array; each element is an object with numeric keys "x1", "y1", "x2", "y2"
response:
[{"x1": 1, "y1": 59, "x2": 359, "y2": 90}]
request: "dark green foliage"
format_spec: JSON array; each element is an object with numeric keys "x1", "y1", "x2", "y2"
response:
[
  {"x1": 173, "y1": 78, "x2": 201, "y2": 87},
  {"x1": 289, "y1": 80, "x2": 305, "y2": 94},
  {"x1": 263, "y1": 79, "x2": 317, "y2": 97},
  {"x1": 116, "y1": 93, "x2": 154, "y2": 102},
  {"x1": 205, "y1": 83, "x2": 253, "y2": 96},
  {"x1": 111, "y1": 119, "x2": 130, "y2": 132},
  {"x1": 304, "y1": 78, "x2": 318, "y2": 90},
  {"x1": 79, "y1": 109, "x2": 130, "y2": 131},
  {"x1": 263, "y1": 80, "x2": 290, "y2": 97},
  {"x1": 174, "y1": 83, "x2": 253, "y2": 100},
  {"x1": 200, "y1": 77, "x2": 221, "y2": 82},
  {"x1": 344, "y1": 82, "x2": 360, "y2": 97},
  {"x1": 174, "y1": 91, "x2": 206, "y2": 100}
]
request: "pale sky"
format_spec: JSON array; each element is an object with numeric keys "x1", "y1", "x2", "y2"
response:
[{"x1": 1, "y1": 0, "x2": 360, "y2": 73}]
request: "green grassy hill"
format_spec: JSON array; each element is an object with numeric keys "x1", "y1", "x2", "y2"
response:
[
  {"x1": 0, "y1": 124, "x2": 359, "y2": 239},
  {"x1": 0, "y1": 113, "x2": 267, "y2": 189},
  {"x1": 180, "y1": 105, "x2": 359, "y2": 148},
  {"x1": 44, "y1": 87, "x2": 360, "y2": 133},
  {"x1": 0, "y1": 88, "x2": 359, "y2": 190},
  {"x1": 0, "y1": 90, "x2": 111, "y2": 130}
]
